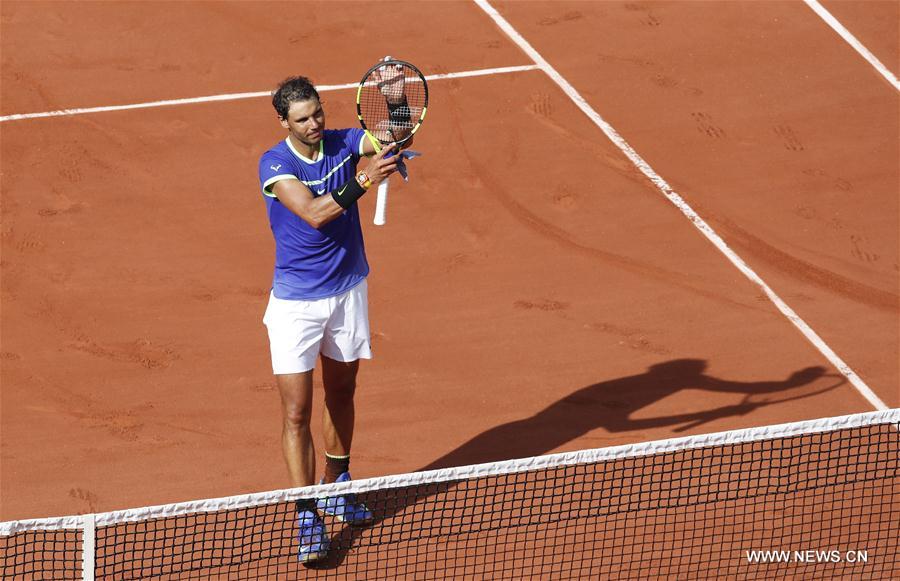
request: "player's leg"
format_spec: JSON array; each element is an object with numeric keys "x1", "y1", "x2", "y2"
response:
[
  {"x1": 263, "y1": 291, "x2": 330, "y2": 562},
  {"x1": 277, "y1": 371, "x2": 329, "y2": 563},
  {"x1": 317, "y1": 355, "x2": 372, "y2": 524},
  {"x1": 317, "y1": 281, "x2": 373, "y2": 524},
  {"x1": 263, "y1": 291, "x2": 329, "y2": 484},
  {"x1": 319, "y1": 280, "x2": 373, "y2": 476},
  {"x1": 276, "y1": 371, "x2": 316, "y2": 487},
  {"x1": 321, "y1": 356, "x2": 359, "y2": 480}
]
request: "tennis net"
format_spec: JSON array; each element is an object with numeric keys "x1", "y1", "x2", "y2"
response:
[{"x1": 2, "y1": 408, "x2": 897, "y2": 579}]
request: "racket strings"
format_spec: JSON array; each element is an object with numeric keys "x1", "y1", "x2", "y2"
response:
[{"x1": 359, "y1": 65, "x2": 426, "y2": 144}]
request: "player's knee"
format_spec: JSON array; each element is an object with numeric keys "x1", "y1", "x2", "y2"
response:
[
  {"x1": 281, "y1": 402, "x2": 313, "y2": 430},
  {"x1": 324, "y1": 379, "x2": 357, "y2": 406}
]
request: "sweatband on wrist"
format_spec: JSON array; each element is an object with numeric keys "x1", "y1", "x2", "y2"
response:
[
  {"x1": 387, "y1": 96, "x2": 411, "y2": 125},
  {"x1": 331, "y1": 177, "x2": 367, "y2": 209}
]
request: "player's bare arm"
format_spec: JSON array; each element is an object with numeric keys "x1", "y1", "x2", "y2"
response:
[{"x1": 272, "y1": 144, "x2": 399, "y2": 229}]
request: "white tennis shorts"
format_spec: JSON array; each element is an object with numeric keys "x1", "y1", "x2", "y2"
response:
[{"x1": 263, "y1": 280, "x2": 372, "y2": 375}]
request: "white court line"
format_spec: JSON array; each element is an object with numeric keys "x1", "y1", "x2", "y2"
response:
[
  {"x1": 0, "y1": 64, "x2": 539, "y2": 122},
  {"x1": 474, "y1": 0, "x2": 888, "y2": 411},
  {"x1": 804, "y1": 0, "x2": 900, "y2": 91}
]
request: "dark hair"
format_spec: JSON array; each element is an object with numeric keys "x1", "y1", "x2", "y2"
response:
[{"x1": 272, "y1": 76, "x2": 320, "y2": 120}]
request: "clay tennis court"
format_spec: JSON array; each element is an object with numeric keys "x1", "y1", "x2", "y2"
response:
[{"x1": 2, "y1": 0, "x2": 897, "y2": 562}]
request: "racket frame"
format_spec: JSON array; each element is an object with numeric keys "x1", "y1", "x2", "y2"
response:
[
  {"x1": 356, "y1": 59, "x2": 428, "y2": 226},
  {"x1": 356, "y1": 59, "x2": 429, "y2": 153}
]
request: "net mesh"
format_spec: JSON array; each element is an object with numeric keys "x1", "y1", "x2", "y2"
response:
[
  {"x1": 2, "y1": 410, "x2": 897, "y2": 579},
  {"x1": 0, "y1": 529, "x2": 82, "y2": 580}
]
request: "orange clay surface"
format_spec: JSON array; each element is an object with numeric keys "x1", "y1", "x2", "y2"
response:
[{"x1": 1, "y1": 1, "x2": 897, "y2": 521}]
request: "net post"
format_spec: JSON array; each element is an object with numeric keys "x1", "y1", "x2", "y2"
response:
[{"x1": 81, "y1": 513, "x2": 95, "y2": 581}]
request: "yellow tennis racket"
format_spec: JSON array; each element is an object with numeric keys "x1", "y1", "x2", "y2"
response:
[{"x1": 356, "y1": 58, "x2": 428, "y2": 225}]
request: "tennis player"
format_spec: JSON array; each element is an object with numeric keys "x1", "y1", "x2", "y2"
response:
[{"x1": 258, "y1": 74, "x2": 412, "y2": 564}]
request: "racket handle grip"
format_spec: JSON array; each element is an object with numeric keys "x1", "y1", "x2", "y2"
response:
[{"x1": 373, "y1": 179, "x2": 389, "y2": 226}]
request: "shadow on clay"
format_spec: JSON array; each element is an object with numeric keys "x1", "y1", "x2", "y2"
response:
[{"x1": 310, "y1": 359, "x2": 843, "y2": 570}]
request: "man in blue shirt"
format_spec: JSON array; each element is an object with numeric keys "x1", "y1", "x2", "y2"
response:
[{"x1": 258, "y1": 75, "x2": 406, "y2": 563}]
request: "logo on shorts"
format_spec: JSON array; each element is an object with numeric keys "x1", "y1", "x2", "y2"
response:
[{"x1": 270, "y1": 164, "x2": 282, "y2": 172}]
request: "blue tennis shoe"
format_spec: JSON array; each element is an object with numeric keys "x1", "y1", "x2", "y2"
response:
[
  {"x1": 317, "y1": 472, "x2": 374, "y2": 525},
  {"x1": 296, "y1": 509, "x2": 329, "y2": 564}
]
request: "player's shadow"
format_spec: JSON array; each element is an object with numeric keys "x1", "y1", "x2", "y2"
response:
[
  {"x1": 421, "y1": 359, "x2": 840, "y2": 469},
  {"x1": 310, "y1": 358, "x2": 843, "y2": 569}
]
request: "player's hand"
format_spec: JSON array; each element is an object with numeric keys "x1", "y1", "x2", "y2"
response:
[
  {"x1": 365, "y1": 143, "x2": 399, "y2": 186},
  {"x1": 374, "y1": 56, "x2": 405, "y2": 104}
]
